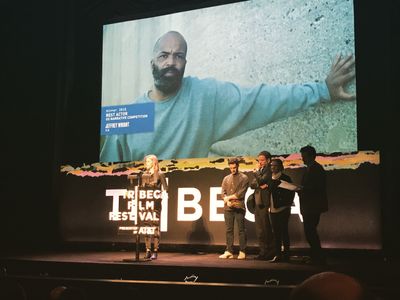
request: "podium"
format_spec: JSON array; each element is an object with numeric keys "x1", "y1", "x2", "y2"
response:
[{"x1": 121, "y1": 173, "x2": 149, "y2": 262}]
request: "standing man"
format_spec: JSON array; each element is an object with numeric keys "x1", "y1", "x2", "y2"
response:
[
  {"x1": 219, "y1": 158, "x2": 249, "y2": 260},
  {"x1": 250, "y1": 151, "x2": 275, "y2": 260},
  {"x1": 298, "y1": 145, "x2": 328, "y2": 265}
]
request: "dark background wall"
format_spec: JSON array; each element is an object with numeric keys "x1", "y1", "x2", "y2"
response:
[{"x1": 1, "y1": 0, "x2": 399, "y2": 258}]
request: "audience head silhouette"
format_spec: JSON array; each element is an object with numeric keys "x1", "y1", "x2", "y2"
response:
[{"x1": 290, "y1": 271, "x2": 375, "y2": 300}]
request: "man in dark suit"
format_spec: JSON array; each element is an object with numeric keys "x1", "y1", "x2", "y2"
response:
[
  {"x1": 298, "y1": 145, "x2": 328, "y2": 265},
  {"x1": 250, "y1": 150, "x2": 275, "y2": 260}
]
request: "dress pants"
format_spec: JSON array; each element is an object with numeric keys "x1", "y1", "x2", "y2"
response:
[
  {"x1": 302, "y1": 212, "x2": 324, "y2": 261},
  {"x1": 224, "y1": 208, "x2": 247, "y2": 253},
  {"x1": 254, "y1": 204, "x2": 274, "y2": 257},
  {"x1": 270, "y1": 207, "x2": 291, "y2": 257}
]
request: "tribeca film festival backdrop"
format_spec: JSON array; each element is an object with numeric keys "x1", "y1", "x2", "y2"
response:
[{"x1": 59, "y1": 151, "x2": 381, "y2": 249}]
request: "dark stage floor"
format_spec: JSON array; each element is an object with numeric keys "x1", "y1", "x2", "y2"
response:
[{"x1": 1, "y1": 249, "x2": 399, "y2": 299}]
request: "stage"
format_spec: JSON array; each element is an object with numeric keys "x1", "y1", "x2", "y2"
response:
[{"x1": 1, "y1": 247, "x2": 399, "y2": 299}]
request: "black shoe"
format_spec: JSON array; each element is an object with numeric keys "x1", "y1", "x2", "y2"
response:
[
  {"x1": 264, "y1": 253, "x2": 276, "y2": 260},
  {"x1": 282, "y1": 254, "x2": 290, "y2": 262},
  {"x1": 254, "y1": 254, "x2": 266, "y2": 260},
  {"x1": 144, "y1": 251, "x2": 152, "y2": 260},
  {"x1": 312, "y1": 257, "x2": 327, "y2": 265},
  {"x1": 282, "y1": 249, "x2": 290, "y2": 261},
  {"x1": 304, "y1": 256, "x2": 326, "y2": 266},
  {"x1": 151, "y1": 252, "x2": 158, "y2": 260}
]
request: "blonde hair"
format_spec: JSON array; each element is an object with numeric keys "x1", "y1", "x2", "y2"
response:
[{"x1": 144, "y1": 154, "x2": 159, "y2": 173}]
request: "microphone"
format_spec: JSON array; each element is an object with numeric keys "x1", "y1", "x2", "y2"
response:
[{"x1": 128, "y1": 172, "x2": 142, "y2": 184}]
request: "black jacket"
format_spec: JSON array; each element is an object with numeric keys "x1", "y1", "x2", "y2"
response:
[
  {"x1": 250, "y1": 165, "x2": 272, "y2": 207},
  {"x1": 267, "y1": 173, "x2": 295, "y2": 209},
  {"x1": 298, "y1": 161, "x2": 328, "y2": 214}
]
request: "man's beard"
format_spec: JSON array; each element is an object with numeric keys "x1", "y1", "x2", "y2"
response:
[{"x1": 152, "y1": 64, "x2": 184, "y2": 95}]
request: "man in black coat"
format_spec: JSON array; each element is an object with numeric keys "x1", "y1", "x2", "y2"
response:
[
  {"x1": 250, "y1": 150, "x2": 275, "y2": 260},
  {"x1": 298, "y1": 145, "x2": 328, "y2": 265}
]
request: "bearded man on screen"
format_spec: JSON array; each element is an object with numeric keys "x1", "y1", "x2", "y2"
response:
[{"x1": 100, "y1": 31, "x2": 355, "y2": 162}]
